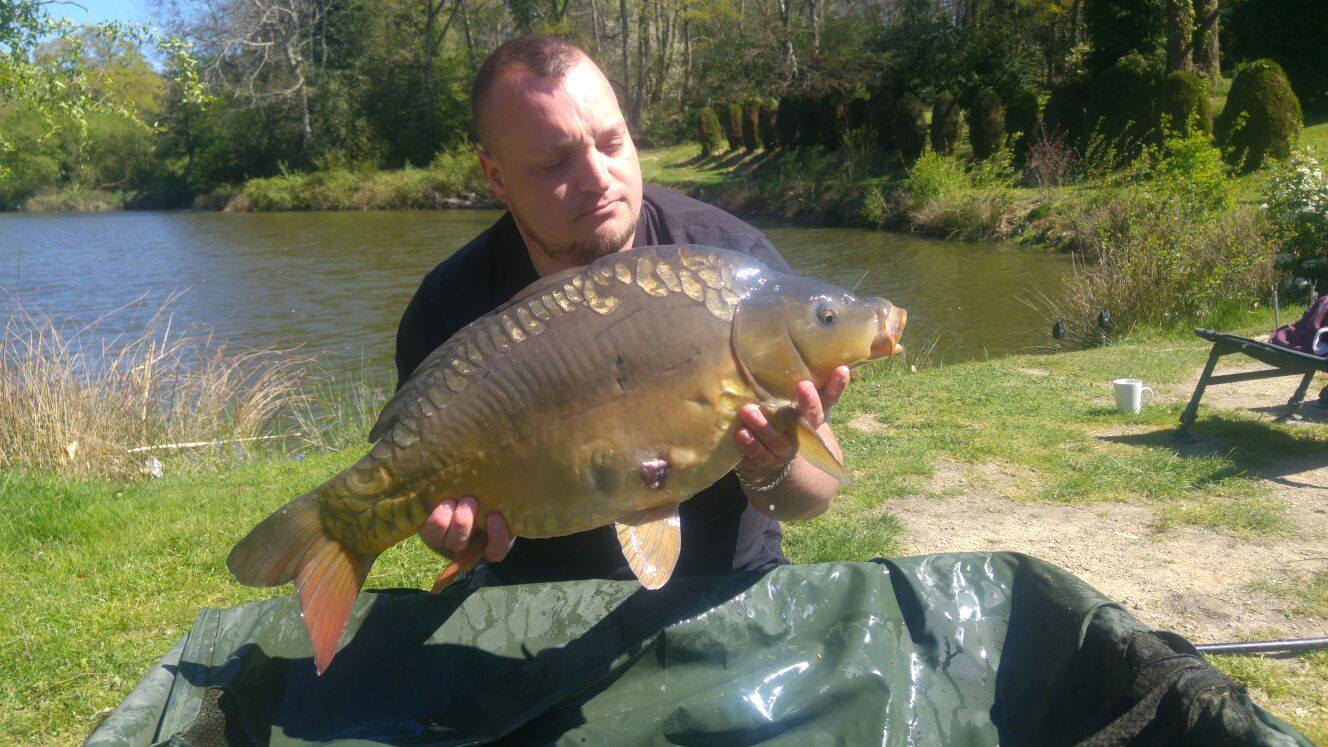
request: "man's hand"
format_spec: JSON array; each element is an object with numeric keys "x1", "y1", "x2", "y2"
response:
[
  {"x1": 735, "y1": 366, "x2": 850, "y2": 474},
  {"x1": 420, "y1": 497, "x2": 513, "y2": 563}
]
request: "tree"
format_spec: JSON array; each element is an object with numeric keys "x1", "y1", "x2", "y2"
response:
[
  {"x1": 930, "y1": 91, "x2": 961, "y2": 154},
  {"x1": 1165, "y1": 0, "x2": 1194, "y2": 72},
  {"x1": 1191, "y1": 0, "x2": 1219, "y2": 78},
  {"x1": 968, "y1": 87, "x2": 1005, "y2": 159},
  {"x1": 184, "y1": 0, "x2": 331, "y2": 154},
  {"x1": 1083, "y1": 0, "x2": 1164, "y2": 74}
]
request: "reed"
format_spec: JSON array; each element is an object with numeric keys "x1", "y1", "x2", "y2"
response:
[{"x1": 0, "y1": 293, "x2": 313, "y2": 479}]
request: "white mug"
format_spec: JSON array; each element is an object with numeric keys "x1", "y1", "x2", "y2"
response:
[{"x1": 1113, "y1": 378, "x2": 1153, "y2": 414}]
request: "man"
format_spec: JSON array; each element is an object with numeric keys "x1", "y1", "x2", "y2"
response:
[{"x1": 394, "y1": 35, "x2": 853, "y2": 585}]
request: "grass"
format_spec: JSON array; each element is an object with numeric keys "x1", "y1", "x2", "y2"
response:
[
  {"x1": 221, "y1": 149, "x2": 492, "y2": 212},
  {"x1": 20, "y1": 185, "x2": 126, "y2": 212},
  {"x1": 1210, "y1": 652, "x2": 1328, "y2": 745},
  {"x1": 3, "y1": 312, "x2": 1325, "y2": 742}
]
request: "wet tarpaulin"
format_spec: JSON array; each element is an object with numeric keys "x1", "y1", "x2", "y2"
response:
[{"x1": 88, "y1": 553, "x2": 1311, "y2": 745}]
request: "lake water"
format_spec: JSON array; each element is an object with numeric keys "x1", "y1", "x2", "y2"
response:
[{"x1": 0, "y1": 210, "x2": 1069, "y2": 380}]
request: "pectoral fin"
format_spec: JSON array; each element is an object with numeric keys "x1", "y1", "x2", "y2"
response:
[
  {"x1": 615, "y1": 504, "x2": 681, "y2": 590},
  {"x1": 769, "y1": 407, "x2": 855, "y2": 486}
]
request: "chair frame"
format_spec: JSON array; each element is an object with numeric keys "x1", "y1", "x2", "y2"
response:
[{"x1": 1177, "y1": 328, "x2": 1328, "y2": 441}]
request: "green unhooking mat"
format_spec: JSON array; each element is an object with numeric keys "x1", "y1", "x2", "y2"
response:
[{"x1": 88, "y1": 553, "x2": 1311, "y2": 745}]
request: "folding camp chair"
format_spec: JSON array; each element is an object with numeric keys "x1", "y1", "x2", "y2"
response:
[{"x1": 1176, "y1": 328, "x2": 1328, "y2": 441}]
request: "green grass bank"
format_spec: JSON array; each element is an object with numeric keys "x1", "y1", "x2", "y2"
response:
[{"x1": 2, "y1": 318, "x2": 1325, "y2": 743}]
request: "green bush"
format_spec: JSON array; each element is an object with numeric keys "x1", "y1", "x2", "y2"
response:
[
  {"x1": 696, "y1": 107, "x2": 726, "y2": 156},
  {"x1": 869, "y1": 90, "x2": 896, "y2": 150},
  {"x1": 1158, "y1": 71, "x2": 1212, "y2": 137},
  {"x1": 1086, "y1": 52, "x2": 1160, "y2": 150},
  {"x1": 0, "y1": 107, "x2": 62, "y2": 208},
  {"x1": 776, "y1": 96, "x2": 799, "y2": 148},
  {"x1": 968, "y1": 87, "x2": 1006, "y2": 159},
  {"x1": 893, "y1": 93, "x2": 927, "y2": 160},
  {"x1": 1045, "y1": 80, "x2": 1090, "y2": 147},
  {"x1": 1263, "y1": 149, "x2": 1328, "y2": 286},
  {"x1": 819, "y1": 95, "x2": 845, "y2": 149},
  {"x1": 741, "y1": 101, "x2": 760, "y2": 151},
  {"x1": 1140, "y1": 130, "x2": 1234, "y2": 213},
  {"x1": 930, "y1": 92, "x2": 962, "y2": 155},
  {"x1": 1225, "y1": 0, "x2": 1328, "y2": 112},
  {"x1": 1056, "y1": 187, "x2": 1274, "y2": 332},
  {"x1": 905, "y1": 151, "x2": 970, "y2": 206},
  {"x1": 1005, "y1": 87, "x2": 1042, "y2": 158},
  {"x1": 798, "y1": 96, "x2": 821, "y2": 147},
  {"x1": 1215, "y1": 59, "x2": 1302, "y2": 172},
  {"x1": 725, "y1": 103, "x2": 745, "y2": 149},
  {"x1": 758, "y1": 101, "x2": 778, "y2": 150}
]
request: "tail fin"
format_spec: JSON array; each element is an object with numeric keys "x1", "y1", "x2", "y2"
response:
[{"x1": 227, "y1": 491, "x2": 375, "y2": 675}]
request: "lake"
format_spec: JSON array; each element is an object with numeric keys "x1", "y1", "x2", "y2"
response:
[{"x1": 0, "y1": 210, "x2": 1070, "y2": 381}]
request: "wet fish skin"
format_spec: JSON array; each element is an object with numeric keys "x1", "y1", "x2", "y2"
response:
[{"x1": 226, "y1": 244, "x2": 906, "y2": 674}]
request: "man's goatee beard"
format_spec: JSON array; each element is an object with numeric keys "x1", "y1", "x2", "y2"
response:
[{"x1": 518, "y1": 217, "x2": 635, "y2": 267}]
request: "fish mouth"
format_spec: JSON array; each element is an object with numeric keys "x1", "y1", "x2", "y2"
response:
[{"x1": 868, "y1": 300, "x2": 907, "y2": 359}]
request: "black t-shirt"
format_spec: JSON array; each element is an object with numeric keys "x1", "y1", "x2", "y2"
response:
[{"x1": 393, "y1": 183, "x2": 791, "y2": 584}]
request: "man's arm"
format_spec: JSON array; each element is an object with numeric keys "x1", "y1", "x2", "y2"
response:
[{"x1": 733, "y1": 368, "x2": 851, "y2": 521}]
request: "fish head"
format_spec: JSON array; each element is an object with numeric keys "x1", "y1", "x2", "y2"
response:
[{"x1": 733, "y1": 275, "x2": 906, "y2": 403}]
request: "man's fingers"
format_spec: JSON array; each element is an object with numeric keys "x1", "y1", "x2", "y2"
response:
[
  {"x1": 737, "y1": 405, "x2": 795, "y2": 461},
  {"x1": 795, "y1": 381, "x2": 825, "y2": 428},
  {"x1": 821, "y1": 366, "x2": 850, "y2": 411},
  {"x1": 442, "y1": 496, "x2": 477, "y2": 553},
  {"x1": 736, "y1": 426, "x2": 780, "y2": 466},
  {"x1": 420, "y1": 499, "x2": 455, "y2": 555},
  {"x1": 484, "y1": 512, "x2": 512, "y2": 563}
]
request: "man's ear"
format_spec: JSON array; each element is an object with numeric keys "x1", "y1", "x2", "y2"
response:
[{"x1": 477, "y1": 150, "x2": 509, "y2": 205}]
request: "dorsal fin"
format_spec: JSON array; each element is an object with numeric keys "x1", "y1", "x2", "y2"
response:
[{"x1": 615, "y1": 504, "x2": 682, "y2": 589}]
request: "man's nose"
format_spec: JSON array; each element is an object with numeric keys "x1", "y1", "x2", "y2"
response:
[{"x1": 576, "y1": 149, "x2": 613, "y2": 193}]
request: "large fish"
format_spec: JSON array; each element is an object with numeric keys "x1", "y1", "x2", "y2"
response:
[{"x1": 228, "y1": 245, "x2": 907, "y2": 673}]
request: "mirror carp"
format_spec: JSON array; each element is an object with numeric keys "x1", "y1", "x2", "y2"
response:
[{"x1": 227, "y1": 244, "x2": 906, "y2": 674}]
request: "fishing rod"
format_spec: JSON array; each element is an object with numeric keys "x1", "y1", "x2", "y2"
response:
[{"x1": 1194, "y1": 637, "x2": 1328, "y2": 657}]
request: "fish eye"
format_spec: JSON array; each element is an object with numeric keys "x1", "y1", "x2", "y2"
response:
[{"x1": 816, "y1": 300, "x2": 836, "y2": 326}]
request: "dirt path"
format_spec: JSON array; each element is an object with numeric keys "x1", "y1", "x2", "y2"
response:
[{"x1": 887, "y1": 363, "x2": 1328, "y2": 644}]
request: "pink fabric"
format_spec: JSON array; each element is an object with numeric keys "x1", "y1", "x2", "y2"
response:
[{"x1": 1269, "y1": 295, "x2": 1328, "y2": 355}]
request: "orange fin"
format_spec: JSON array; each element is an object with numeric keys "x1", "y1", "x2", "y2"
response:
[
  {"x1": 615, "y1": 504, "x2": 681, "y2": 590},
  {"x1": 296, "y1": 539, "x2": 373, "y2": 675},
  {"x1": 227, "y1": 490, "x2": 375, "y2": 675},
  {"x1": 431, "y1": 535, "x2": 486, "y2": 594}
]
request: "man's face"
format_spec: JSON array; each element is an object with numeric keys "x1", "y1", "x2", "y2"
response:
[{"x1": 476, "y1": 57, "x2": 643, "y2": 268}]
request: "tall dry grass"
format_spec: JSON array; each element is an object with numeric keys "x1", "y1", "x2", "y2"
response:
[{"x1": 0, "y1": 294, "x2": 314, "y2": 479}]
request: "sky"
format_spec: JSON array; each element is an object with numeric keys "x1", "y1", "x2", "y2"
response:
[{"x1": 48, "y1": 0, "x2": 153, "y2": 27}]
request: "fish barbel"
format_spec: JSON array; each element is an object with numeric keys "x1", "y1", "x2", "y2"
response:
[{"x1": 227, "y1": 244, "x2": 907, "y2": 673}]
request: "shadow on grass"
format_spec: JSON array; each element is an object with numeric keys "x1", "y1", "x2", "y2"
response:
[{"x1": 1099, "y1": 416, "x2": 1328, "y2": 487}]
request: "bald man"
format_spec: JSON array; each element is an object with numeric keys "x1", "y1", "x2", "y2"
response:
[{"x1": 393, "y1": 35, "x2": 852, "y2": 586}]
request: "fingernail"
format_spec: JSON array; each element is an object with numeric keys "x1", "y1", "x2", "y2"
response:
[{"x1": 488, "y1": 513, "x2": 501, "y2": 530}]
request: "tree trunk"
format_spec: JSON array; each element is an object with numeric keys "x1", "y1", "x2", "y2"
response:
[
  {"x1": 777, "y1": 0, "x2": 798, "y2": 81},
  {"x1": 590, "y1": 0, "x2": 603, "y2": 57},
  {"x1": 619, "y1": 0, "x2": 633, "y2": 124},
  {"x1": 1165, "y1": 0, "x2": 1195, "y2": 72},
  {"x1": 680, "y1": 8, "x2": 690, "y2": 109},
  {"x1": 634, "y1": 0, "x2": 647, "y2": 121},
  {"x1": 1193, "y1": 0, "x2": 1220, "y2": 79},
  {"x1": 807, "y1": 0, "x2": 822, "y2": 61}
]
